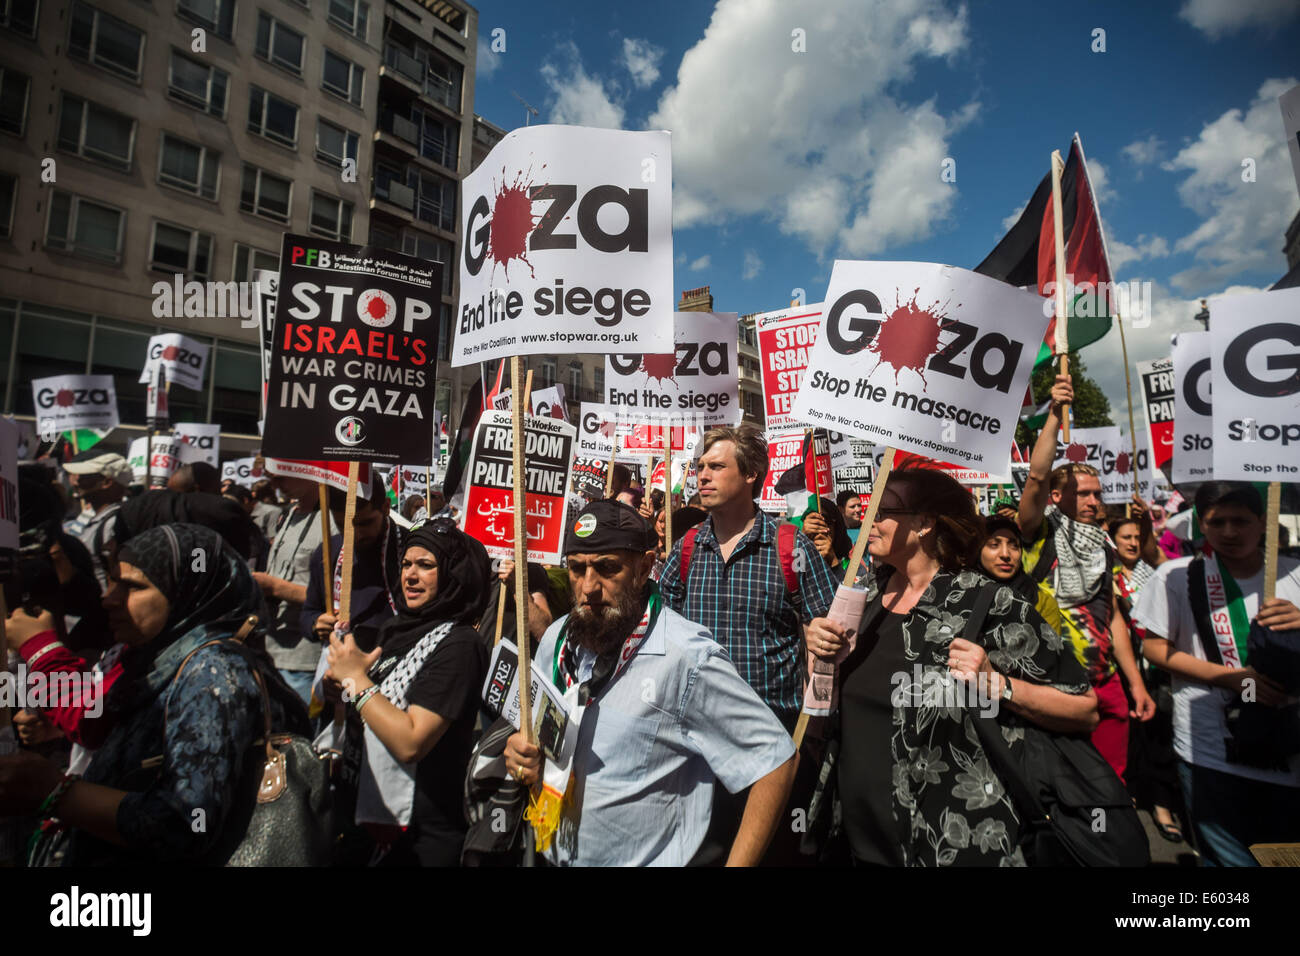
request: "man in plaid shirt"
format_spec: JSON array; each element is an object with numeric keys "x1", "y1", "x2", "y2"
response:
[{"x1": 659, "y1": 424, "x2": 838, "y2": 731}]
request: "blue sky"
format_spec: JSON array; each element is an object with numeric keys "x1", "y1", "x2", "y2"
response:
[{"x1": 472, "y1": 0, "x2": 1300, "y2": 431}]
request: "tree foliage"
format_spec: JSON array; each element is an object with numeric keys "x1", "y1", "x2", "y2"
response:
[{"x1": 1015, "y1": 350, "x2": 1114, "y2": 447}]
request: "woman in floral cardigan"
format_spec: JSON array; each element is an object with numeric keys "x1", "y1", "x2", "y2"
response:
[{"x1": 805, "y1": 466, "x2": 1098, "y2": 866}]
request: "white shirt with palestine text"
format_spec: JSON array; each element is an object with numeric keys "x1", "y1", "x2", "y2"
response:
[{"x1": 1132, "y1": 554, "x2": 1300, "y2": 787}]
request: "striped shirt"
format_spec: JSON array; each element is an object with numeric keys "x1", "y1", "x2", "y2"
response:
[{"x1": 659, "y1": 510, "x2": 838, "y2": 724}]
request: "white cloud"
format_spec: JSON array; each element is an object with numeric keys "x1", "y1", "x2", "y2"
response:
[
  {"x1": 622, "y1": 37, "x2": 664, "y2": 89},
  {"x1": 1108, "y1": 234, "x2": 1171, "y2": 275},
  {"x1": 742, "y1": 249, "x2": 763, "y2": 280},
  {"x1": 688, "y1": 254, "x2": 712, "y2": 271},
  {"x1": 649, "y1": 0, "x2": 976, "y2": 256},
  {"x1": 541, "y1": 44, "x2": 625, "y2": 129},
  {"x1": 1000, "y1": 202, "x2": 1027, "y2": 233},
  {"x1": 1162, "y1": 77, "x2": 1300, "y2": 293},
  {"x1": 476, "y1": 36, "x2": 502, "y2": 78},
  {"x1": 1179, "y1": 0, "x2": 1300, "y2": 39},
  {"x1": 1085, "y1": 157, "x2": 1116, "y2": 206},
  {"x1": 1121, "y1": 134, "x2": 1163, "y2": 166},
  {"x1": 674, "y1": 251, "x2": 687, "y2": 265}
]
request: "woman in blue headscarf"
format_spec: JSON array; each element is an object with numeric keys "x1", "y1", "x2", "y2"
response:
[{"x1": 0, "y1": 523, "x2": 308, "y2": 864}]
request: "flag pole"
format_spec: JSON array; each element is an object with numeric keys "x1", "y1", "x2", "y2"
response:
[
  {"x1": 662, "y1": 426, "x2": 673, "y2": 557},
  {"x1": 1117, "y1": 312, "x2": 1141, "y2": 506},
  {"x1": 1050, "y1": 149, "x2": 1072, "y2": 443},
  {"x1": 1264, "y1": 482, "x2": 1281, "y2": 603},
  {"x1": 510, "y1": 356, "x2": 533, "y2": 744}
]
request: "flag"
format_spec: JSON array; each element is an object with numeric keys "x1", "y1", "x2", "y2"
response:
[
  {"x1": 484, "y1": 358, "x2": 506, "y2": 411},
  {"x1": 975, "y1": 133, "x2": 1115, "y2": 368},
  {"x1": 774, "y1": 430, "x2": 834, "y2": 496},
  {"x1": 63, "y1": 427, "x2": 110, "y2": 454},
  {"x1": 442, "y1": 377, "x2": 485, "y2": 500}
]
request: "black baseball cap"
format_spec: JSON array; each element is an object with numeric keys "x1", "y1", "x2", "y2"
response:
[{"x1": 564, "y1": 500, "x2": 653, "y2": 555}]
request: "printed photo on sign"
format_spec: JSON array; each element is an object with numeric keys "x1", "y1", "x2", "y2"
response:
[
  {"x1": 260, "y1": 235, "x2": 442, "y2": 465},
  {"x1": 454, "y1": 125, "x2": 673, "y2": 366},
  {"x1": 32, "y1": 374, "x2": 120, "y2": 438},
  {"x1": 791, "y1": 262, "x2": 1046, "y2": 472},
  {"x1": 1052, "y1": 426, "x2": 1152, "y2": 505},
  {"x1": 1136, "y1": 356, "x2": 1175, "y2": 483},
  {"x1": 460, "y1": 410, "x2": 576, "y2": 564},
  {"x1": 139, "y1": 332, "x2": 209, "y2": 393},
  {"x1": 1171, "y1": 331, "x2": 1213, "y2": 483},
  {"x1": 755, "y1": 303, "x2": 823, "y2": 432},
  {"x1": 1210, "y1": 286, "x2": 1300, "y2": 481},
  {"x1": 605, "y1": 311, "x2": 741, "y2": 427}
]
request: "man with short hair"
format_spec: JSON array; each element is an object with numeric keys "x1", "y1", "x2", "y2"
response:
[
  {"x1": 1019, "y1": 374, "x2": 1155, "y2": 780},
  {"x1": 1134, "y1": 481, "x2": 1300, "y2": 865},
  {"x1": 250, "y1": 478, "x2": 285, "y2": 540},
  {"x1": 61, "y1": 451, "x2": 132, "y2": 589},
  {"x1": 836, "y1": 489, "x2": 862, "y2": 543},
  {"x1": 504, "y1": 500, "x2": 797, "y2": 866},
  {"x1": 659, "y1": 423, "x2": 837, "y2": 729}
]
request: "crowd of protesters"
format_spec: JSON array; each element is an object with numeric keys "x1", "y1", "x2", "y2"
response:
[{"x1": 1, "y1": 370, "x2": 1297, "y2": 867}]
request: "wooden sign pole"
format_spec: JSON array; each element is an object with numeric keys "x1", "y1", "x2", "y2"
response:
[
  {"x1": 604, "y1": 446, "x2": 617, "y2": 498},
  {"x1": 792, "y1": 447, "x2": 897, "y2": 749},
  {"x1": 662, "y1": 426, "x2": 673, "y2": 557},
  {"x1": 511, "y1": 356, "x2": 533, "y2": 744},
  {"x1": 1117, "y1": 311, "x2": 1141, "y2": 504},
  {"x1": 1264, "y1": 482, "x2": 1281, "y2": 603},
  {"x1": 318, "y1": 484, "x2": 332, "y2": 610},
  {"x1": 338, "y1": 461, "x2": 360, "y2": 624},
  {"x1": 1050, "y1": 149, "x2": 1072, "y2": 443}
]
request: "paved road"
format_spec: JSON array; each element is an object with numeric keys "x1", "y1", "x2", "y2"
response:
[{"x1": 1139, "y1": 809, "x2": 1199, "y2": 867}]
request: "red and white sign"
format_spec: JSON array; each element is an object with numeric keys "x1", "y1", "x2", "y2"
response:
[
  {"x1": 1051, "y1": 426, "x2": 1153, "y2": 505},
  {"x1": 128, "y1": 435, "x2": 206, "y2": 487},
  {"x1": 222, "y1": 457, "x2": 263, "y2": 484},
  {"x1": 791, "y1": 262, "x2": 1046, "y2": 474},
  {"x1": 621, "y1": 422, "x2": 699, "y2": 455},
  {"x1": 755, "y1": 304, "x2": 823, "y2": 431},
  {"x1": 1136, "y1": 357, "x2": 1175, "y2": 482},
  {"x1": 263, "y1": 458, "x2": 373, "y2": 497},
  {"x1": 460, "y1": 410, "x2": 575, "y2": 564},
  {"x1": 172, "y1": 422, "x2": 220, "y2": 466},
  {"x1": 760, "y1": 429, "x2": 805, "y2": 513},
  {"x1": 139, "y1": 332, "x2": 209, "y2": 393},
  {"x1": 32, "y1": 374, "x2": 120, "y2": 438}
]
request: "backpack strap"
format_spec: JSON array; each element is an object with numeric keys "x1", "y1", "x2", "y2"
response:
[
  {"x1": 680, "y1": 526, "x2": 700, "y2": 584},
  {"x1": 777, "y1": 522, "x2": 798, "y2": 594},
  {"x1": 1185, "y1": 556, "x2": 1224, "y2": 665}
]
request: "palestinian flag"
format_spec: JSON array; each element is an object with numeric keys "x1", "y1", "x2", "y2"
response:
[
  {"x1": 774, "y1": 429, "x2": 834, "y2": 496},
  {"x1": 64, "y1": 427, "x2": 110, "y2": 454},
  {"x1": 441, "y1": 377, "x2": 484, "y2": 500},
  {"x1": 975, "y1": 133, "x2": 1115, "y2": 369}
]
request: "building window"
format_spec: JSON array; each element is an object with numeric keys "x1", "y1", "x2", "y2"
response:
[
  {"x1": 248, "y1": 86, "x2": 298, "y2": 148},
  {"x1": 568, "y1": 366, "x2": 582, "y2": 395},
  {"x1": 322, "y1": 48, "x2": 362, "y2": 106},
  {"x1": 0, "y1": 172, "x2": 14, "y2": 238},
  {"x1": 167, "y1": 49, "x2": 228, "y2": 117},
  {"x1": 0, "y1": 68, "x2": 29, "y2": 136},
  {"x1": 150, "y1": 220, "x2": 213, "y2": 280},
  {"x1": 399, "y1": 233, "x2": 452, "y2": 295},
  {"x1": 57, "y1": 94, "x2": 136, "y2": 171},
  {"x1": 309, "y1": 191, "x2": 352, "y2": 241},
  {"x1": 594, "y1": 367, "x2": 604, "y2": 398},
  {"x1": 1, "y1": 0, "x2": 39, "y2": 38},
  {"x1": 68, "y1": 2, "x2": 144, "y2": 82},
  {"x1": 255, "y1": 11, "x2": 304, "y2": 74},
  {"x1": 437, "y1": 303, "x2": 451, "y2": 361},
  {"x1": 327, "y1": 0, "x2": 366, "y2": 38},
  {"x1": 177, "y1": 0, "x2": 234, "y2": 42},
  {"x1": 315, "y1": 118, "x2": 358, "y2": 167},
  {"x1": 45, "y1": 191, "x2": 125, "y2": 263},
  {"x1": 415, "y1": 173, "x2": 455, "y2": 232},
  {"x1": 239, "y1": 164, "x2": 291, "y2": 222},
  {"x1": 158, "y1": 133, "x2": 220, "y2": 200},
  {"x1": 541, "y1": 360, "x2": 555, "y2": 386},
  {"x1": 232, "y1": 243, "x2": 278, "y2": 282}
]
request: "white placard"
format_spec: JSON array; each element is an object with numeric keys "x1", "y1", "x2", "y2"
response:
[
  {"x1": 605, "y1": 311, "x2": 741, "y2": 426},
  {"x1": 1051, "y1": 426, "x2": 1153, "y2": 505},
  {"x1": 1171, "y1": 331, "x2": 1213, "y2": 484},
  {"x1": 139, "y1": 332, "x2": 210, "y2": 392},
  {"x1": 32, "y1": 374, "x2": 120, "y2": 437},
  {"x1": 1210, "y1": 287, "x2": 1300, "y2": 481},
  {"x1": 128, "y1": 435, "x2": 205, "y2": 486},
  {"x1": 791, "y1": 262, "x2": 1046, "y2": 472},
  {"x1": 222, "y1": 457, "x2": 263, "y2": 484},
  {"x1": 172, "y1": 422, "x2": 221, "y2": 466},
  {"x1": 576, "y1": 401, "x2": 642, "y2": 464},
  {"x1": 453, "y1": 125, "x2": 674, "y2": 366}
]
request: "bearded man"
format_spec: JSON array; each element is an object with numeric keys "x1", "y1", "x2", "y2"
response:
[{"x1": 504, "y1": 500, "x2": 796, "y2": 866}]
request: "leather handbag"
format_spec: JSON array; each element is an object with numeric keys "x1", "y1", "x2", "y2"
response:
[{"x1": 962, "y1": 585, "x2": 1151, "y2": 867}]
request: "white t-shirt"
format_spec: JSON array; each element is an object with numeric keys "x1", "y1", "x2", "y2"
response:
[{"x1": 1132, "y1": 554, "x2": 1300, "y2": 787}]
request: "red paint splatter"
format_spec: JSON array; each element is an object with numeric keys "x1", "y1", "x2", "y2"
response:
[
  {"x1": 55, "y1": 389, "x2": 75, "y2": 408},
  {"x1": 1065, "y1": 442, "x2": 1088, "y2": 463},
  {"x1": 598, "y1": 420, "x2": 617, "y2": 438},
  {"x1": 489, "y1": 166, "x2": 538, "y2": 279},
  {"x1": 640, "y1": 352, "x2": 677, "y2": 384},
  {"x1": 162, "y1": 345, "x2": 179, "y2": 361},
  {"x1": 363, "y1": 292, "x2": 388, "y2": 322},
  {"x1": 865, "y1": 288, "x2": 951, "y2": 386},
  {"x1": 1115, "y1": 451, "x2": 1131, "y2": 475}
]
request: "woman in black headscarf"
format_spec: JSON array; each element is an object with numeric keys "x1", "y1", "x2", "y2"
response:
[
  {"x1": 326, "y1": 517, "x2": 492, "y2": 866},
  {"x1": 0, "y1": 524, "x2": 308, "y2": 864},
  {"x1": 114, "y1": 489, "x2": 263, "y2": 563}
]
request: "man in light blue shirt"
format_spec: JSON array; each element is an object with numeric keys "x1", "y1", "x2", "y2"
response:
[{"x1": 505, "y1": 500, "x2": 797, "y2": 866}]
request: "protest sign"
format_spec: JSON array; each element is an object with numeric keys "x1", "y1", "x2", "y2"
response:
[
  {"x1": 568, "y1": 455, "x2": 609, "y2": 515},
  {"x1": 576, "y1": 402, "x2": 642, "y2": 464},
  {"x1": 222, "y1": 457, "x2": 263, "y2": 485},
  {"x1": 791, "y1": 262, "x2": 1047, "y2": 473},
  {"x1": 1010, "y1": 462, "x2": 1031, "y2": 494},
  {"x1": 254, "y1": 268, "x2": 279, "y2": 411},
  {"x1": 622, "y1": 422, "x2": 697, "y2": 455},
  {"x1": 139, "y1": 332, "x2": 209, "y2": 393},
  {"x1": 32, "y1": 375, "x2": 119, "y2": 439},
  {"x1": 531, "y1": 384, "x2": 569, "y2": 422},
  {"x1": 1210, "y1": 287, "x2": 1300, "y2": 481},
  {"x1": 760, "y1": 430, "x2": 805, "y2": 513},
  {"x1": 260, "y1": 235, "x2": 442, "y2": 466},
  {"x1": 1136, "y1": 356, "x2": 1175, "y2": 483},
  {"x1": 755, "y1": 303, "x2": 823, "y2": 431},
  {"x1": 482, "y1": 639, "x2": 572, "y2": 763},
  {"x1": 172, "y1": 422, "x2": 220, "y2": 466},
  {"x1": 453, "y1": 125, "x2": 674, "y2": 366},
  {"x1": 262, "y1": 457, "x2": 373, "y2": 497},
  {"x1": 605, "y1": 311, "x2": 740, "y2": 426},
  {"x1": 460, "y1": 410, "x2": 575, "y2": 564},
  {"x1": 1171, "y1": 331, "x2": 1213, "y2": 483},
  {"x1": 1281, "y1": 83, "x2": 1300, "y2": 200},
  {"x1": 835, "y1": 436, "x2": 875, "y2": 498},
  {"x1": 1052, "y1": 426, "x2": 1153, "y2": 504},
  {"x1": 128, "y1": 435, "x2": 204, "y2": 487},
  {"x1": 0, "y1": 417, "x2": 18, "y2": 552}
]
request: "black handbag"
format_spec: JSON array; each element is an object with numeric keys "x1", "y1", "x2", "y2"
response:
[{"x1": 962, "y1": 585, "x2": 1151, "y2": 867}]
